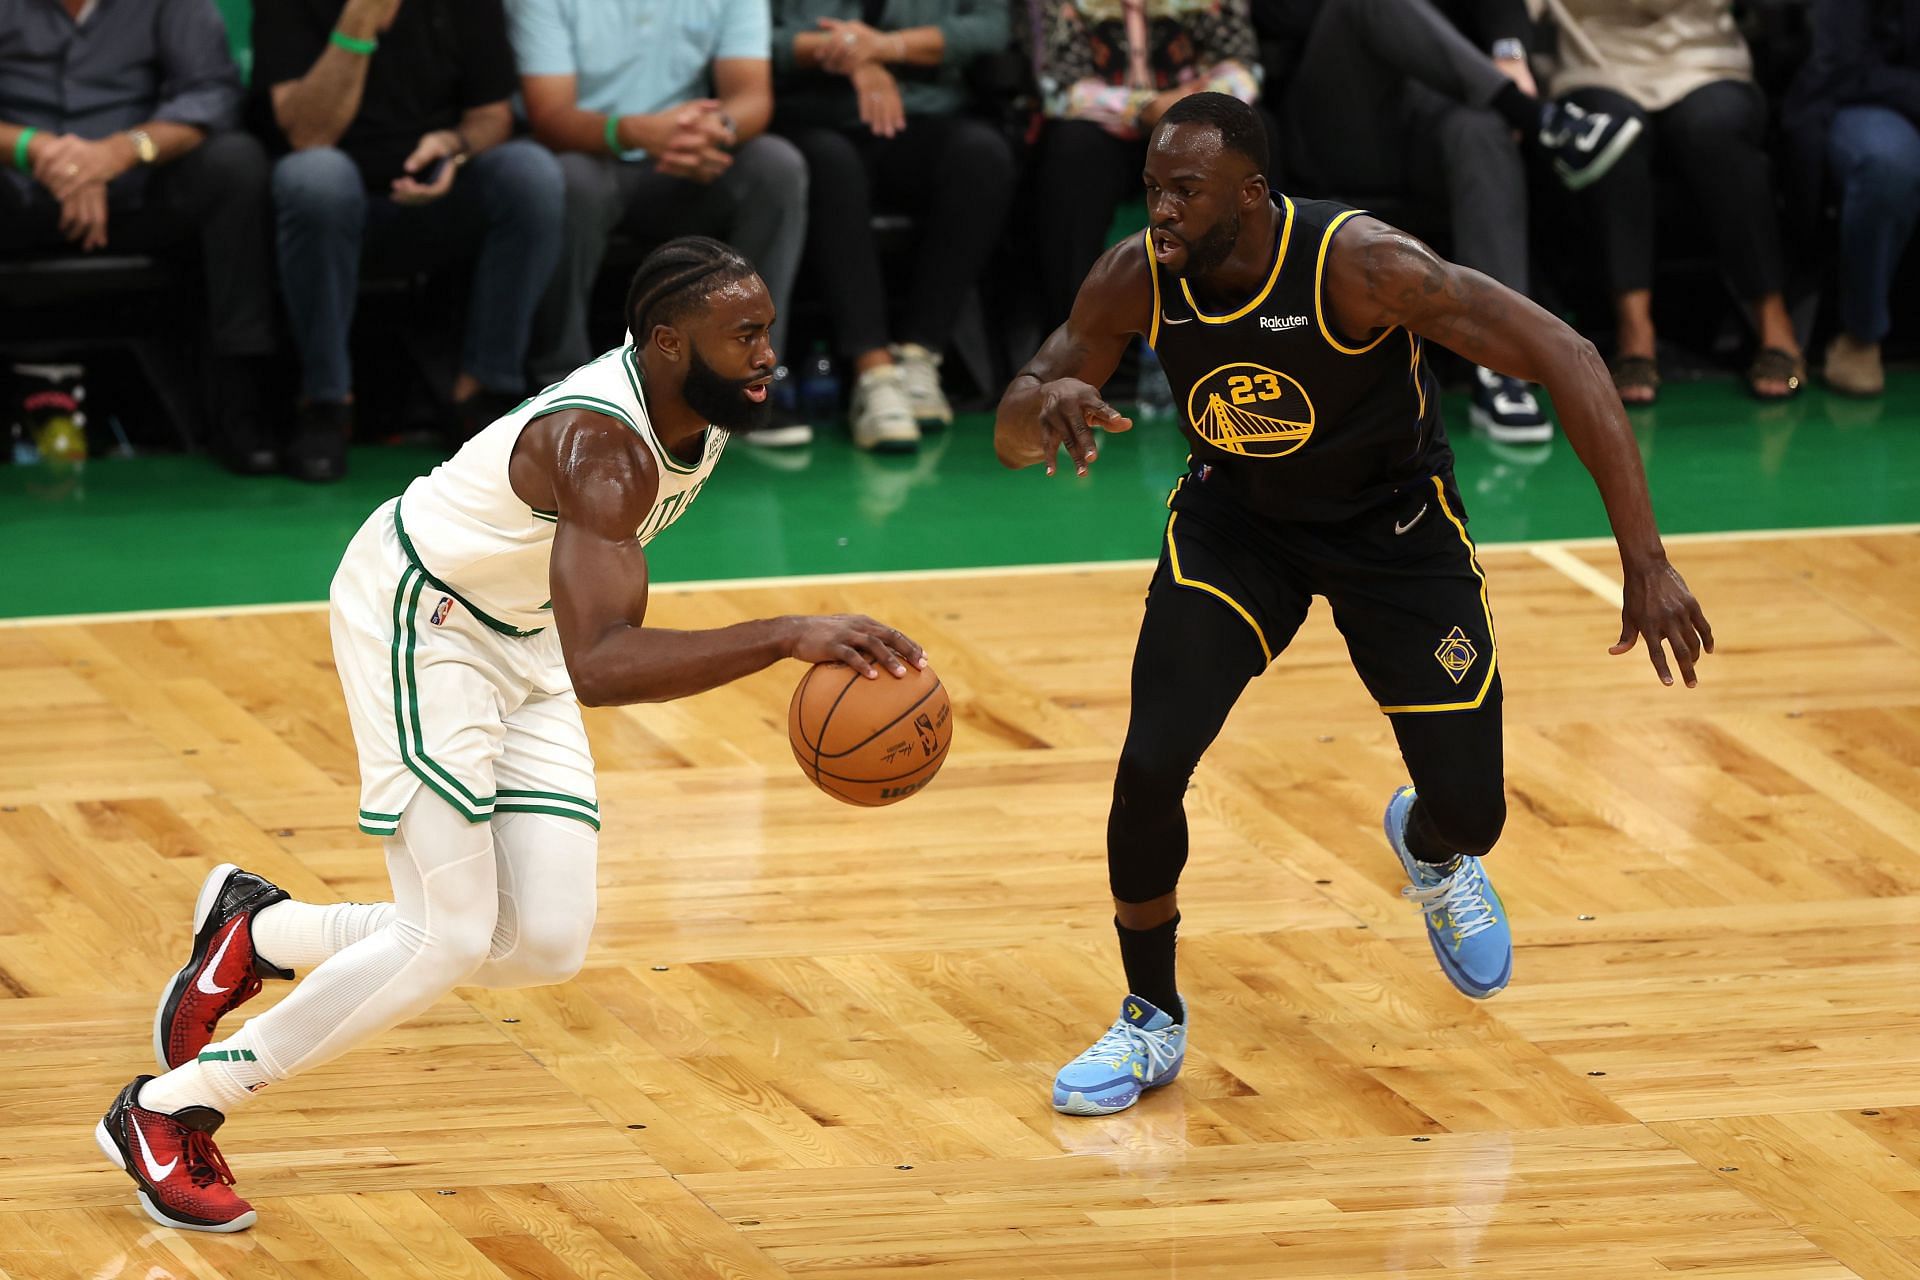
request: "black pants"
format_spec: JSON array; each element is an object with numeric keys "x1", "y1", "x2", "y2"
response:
[
  {"x1": 783, "y1": 115, "x2": 1015, "y2": 360},
  {"x1": 1108, "y1": 473, "x2": 1506, "y2": 905},
  {"x1": 1283, "y1": 0, "x2": 1528, "y2": 294},
  {"x1": 1032, "y1": 107, "x2": 1283, "y2": 330},
  {"x1": 0, "y1": 132, "x2": 276, "y2": 359},
  {"x1": 1565, "y1": 80, "x2": 1785, "y2": 299}
]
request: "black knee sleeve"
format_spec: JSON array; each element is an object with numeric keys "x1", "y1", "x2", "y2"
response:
[{"x1": 1106, "y1": 744, "x2": 1195, "y2": 903}]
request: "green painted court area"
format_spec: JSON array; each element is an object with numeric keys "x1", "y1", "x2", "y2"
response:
[{"x1": 5, "y1": 373, "x2": 1919, "y2": 620}]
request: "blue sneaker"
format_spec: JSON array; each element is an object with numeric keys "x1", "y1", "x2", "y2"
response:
[
  {"x1": 1384, "y1": 786, "x2": 1513, "y2": 998},
  {"x1": 1051, "y1": 995, "x2": 1187, "y2": 1116}
]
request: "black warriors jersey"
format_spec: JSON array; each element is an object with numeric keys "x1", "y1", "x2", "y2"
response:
[{"x1": 1147, "y1": 196, "x2": 1451, "y2": 521}]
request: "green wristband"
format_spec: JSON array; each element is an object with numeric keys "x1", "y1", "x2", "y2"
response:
[
  {"x1": 604, "y1": 114, "x2": 623, "y2": 155},
  {"x1": 13, "y1": 127, "x2": 37, "y2": 173},
  {"x1": 329, "y1": 29, "x2": 377, "y2": 55}
]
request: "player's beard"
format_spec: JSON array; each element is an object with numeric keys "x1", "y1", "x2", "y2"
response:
[
  {"x1": 1175, "y1": 208, "x2": 1242, "y2": 280},
  {"x1": 682, "y1": 346, "x2": 773, "y2": 434}
]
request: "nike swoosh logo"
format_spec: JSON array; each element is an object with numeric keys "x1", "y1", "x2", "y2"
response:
[
  {"x1": 195, "y1": 920, "x2": 240, "y2": 995},
  {"x1": 132, "y1": 1117, "x2": 177, "y2": 1183},
  {"x1": 1394, "y1": 503, "x2": 1429, "y2": 535},
  {"x1": 1160, "y1": 314, "x2": 1192, "y2": 325}
]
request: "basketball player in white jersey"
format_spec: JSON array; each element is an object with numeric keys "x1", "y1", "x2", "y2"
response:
[{"x1": 94, "y1": 238, "x2": 926, "y2": 1232}]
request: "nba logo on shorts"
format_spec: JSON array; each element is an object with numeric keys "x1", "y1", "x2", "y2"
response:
[{"x1": 430, "y1": 596, "x2": 454, "y2": 626}]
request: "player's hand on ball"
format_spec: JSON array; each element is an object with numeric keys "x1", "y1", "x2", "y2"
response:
[
  {"x1": 1610, "y1": 559, "x2": 1714, "y2": 688},
  {"x1": 783, "y1": 615, "x2": 926, "y2": 679},
  {"x1": 1036, "y1": 378, "x2": 1132, "y2": 477}
]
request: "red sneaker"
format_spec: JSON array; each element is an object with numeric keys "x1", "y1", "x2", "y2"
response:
[
  {"x1": 95, "y1": 1077, "x2": 256, "y2": 1232},
  {"x1": 154, "y1": 864, "x2": 292, "y2": 1071}
]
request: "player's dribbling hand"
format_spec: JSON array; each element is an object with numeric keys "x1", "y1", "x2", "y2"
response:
[
  {"x1": 1036, "y1": 378, "x2": 1132, "y2": 477},
  {"x1": 1610, "y1": 559, "x2": 1714, "y2": 688},
  {"x1": 783, "y1": 615, "x2": 928, "y2": 679}
]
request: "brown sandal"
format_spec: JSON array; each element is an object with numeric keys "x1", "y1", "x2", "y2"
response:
[
  {"x1": 1747, "y1": 346, "x2": 1806, "y2": 401},
  {"x1": 1611, "y1": 354, "x2": 1660, "y2": 406}
]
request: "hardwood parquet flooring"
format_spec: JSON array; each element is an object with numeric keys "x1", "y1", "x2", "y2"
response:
[{"x1": 2, "y1": 533, "x2": 1919, "y2": 1277}]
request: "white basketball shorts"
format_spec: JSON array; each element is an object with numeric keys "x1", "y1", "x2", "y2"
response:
[{"x1": 329, "y1": 499, "x2": 599, "y2": 837}]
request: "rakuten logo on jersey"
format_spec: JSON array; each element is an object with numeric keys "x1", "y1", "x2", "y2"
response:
[{"x1": 1260, "y1": 315, "x2": 1310, "y2": 332}]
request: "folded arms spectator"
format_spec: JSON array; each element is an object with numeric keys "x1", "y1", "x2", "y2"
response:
[{"x1": 773, "y1": 0, "x2": 1016, "y2": 451}]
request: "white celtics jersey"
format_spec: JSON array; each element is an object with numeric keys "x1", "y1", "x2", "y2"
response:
[{"x1": 392, "y1": 343, "x2": 727, "y2": 636}]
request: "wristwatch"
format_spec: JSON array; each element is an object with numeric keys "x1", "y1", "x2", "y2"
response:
[
  {"x1": 126, "y1": 128, "x2": 157, "y2": 165},
  {"x1": 1491, "y1": 37, "x2": 1527, "y2": 62}
]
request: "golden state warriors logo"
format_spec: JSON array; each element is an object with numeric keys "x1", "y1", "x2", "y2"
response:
[
  {"x1": 1185, "y1": 362, "x2": 1315, "y2": 458},
  {"x1": 1434, "y1": 627, "x2": 1478, "y2": 684}
]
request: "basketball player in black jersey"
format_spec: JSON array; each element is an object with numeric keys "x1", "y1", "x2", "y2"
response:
[{"x1": 997, "y1": 93, "x2": 1713, "y2": 1117}]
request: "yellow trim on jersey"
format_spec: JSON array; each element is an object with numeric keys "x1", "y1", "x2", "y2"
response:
[
  {"x1": 1314, "y1": 209, "x2": 1397, "y2": 356},
  {"x1": 1378, "y1": 475, "x2": 1498, "y2": 714},
  {"x1": 1408, "y1": 331, "x2": 1428, "y2": 420},
  {"x1": 1144, "y1": 228, "x2": 1163, "y2": 349},
  {"x1": 1179, "y1": 196, "x2": 1295, "y2": 325},
  {"x1": 1165, "y1": 512, "x2": 1273, "y2": 664}
]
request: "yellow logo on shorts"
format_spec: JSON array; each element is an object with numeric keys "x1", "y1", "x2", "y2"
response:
[
  {"x1": 1434, "y1": 627, "x2": 1478, "y2": 684},
  {"x1": 1184, "y1": 362, "x2": 1315, "y2": 458}
]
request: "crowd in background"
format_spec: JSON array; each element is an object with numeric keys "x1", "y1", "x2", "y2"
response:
[{"x1": 1, "y1": 0, "x2": 1916, "y2": 482}]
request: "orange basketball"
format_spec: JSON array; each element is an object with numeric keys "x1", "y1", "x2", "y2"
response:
[{"x1": 788, "y1": 661, "x2": 952, "y2": 806}]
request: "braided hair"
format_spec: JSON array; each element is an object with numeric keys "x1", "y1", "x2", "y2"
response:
[{"x1": 625, "y1": 237, "x2": 758, "y2": 344}]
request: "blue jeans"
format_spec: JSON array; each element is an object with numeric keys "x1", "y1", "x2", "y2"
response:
[
  {"x1": 1829, "y1": 105, "x2": 1920, "y2": 345},
  {"x1": 273, "y1": 139, "x2": 565, "y2": 403}
]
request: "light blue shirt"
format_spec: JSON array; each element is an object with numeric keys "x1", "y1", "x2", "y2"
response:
[{"x1": 506, "y1": 0, "x2": 770, "y2": 118}]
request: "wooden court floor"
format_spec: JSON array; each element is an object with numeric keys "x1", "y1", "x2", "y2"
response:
[{"x1": 3, "y1": 530, "x2": 1920, "y2": 1279}]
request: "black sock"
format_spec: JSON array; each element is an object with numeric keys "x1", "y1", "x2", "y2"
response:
[
  {"x1": 1491, "y1": 81, "x2": 1540, "y2": 136},
  {"x1": 1115, "y1": 914, "x2": 1184, "y2": 1022},
  {"x1": 1405, "y1": 800, "x2": 1460, "y2": 867}
]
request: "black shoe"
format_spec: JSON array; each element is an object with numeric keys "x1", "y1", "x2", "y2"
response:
[
  {"x1": 737, "y1": 364, "x2": 815, "y2": 447},
  {"x1": 1539, "y1": 99, "x2": 1642, "y2": 190},
  {"x1": 288, "y1": 401, "x2": 351, "y2": 484},
  {"x1": 1468, "y1": 366, "x2": 1553, "y2": 444},
  {"x1": 207, "y1": 356, "x2": 281, "y2": 476},
  {"x1": 450, "y1": 388, "x2": 523, "y2": 444}
]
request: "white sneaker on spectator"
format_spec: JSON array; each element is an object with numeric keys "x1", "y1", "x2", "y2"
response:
[
  {"x1": 891, "y1": 343, "x2": 953, "y2": 428},
  {"x1": 1469, "y1": 366, "x2": 1553, "y2": 444},
  {"x1": 851, "y1": 365, "x2": 921, "y2": 453}
]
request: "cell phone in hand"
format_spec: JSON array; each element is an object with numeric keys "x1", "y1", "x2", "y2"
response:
[{"x1": 414, "y1": 155, "x2": 450, "y2": 186}]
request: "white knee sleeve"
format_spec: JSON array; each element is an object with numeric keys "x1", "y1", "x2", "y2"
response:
[
  {"x1": 221, "y1": 795, "x2": 499, "y2": 1084},
  {"x1": 468, "y1": 811, "x2": 598, "y2": 990}
]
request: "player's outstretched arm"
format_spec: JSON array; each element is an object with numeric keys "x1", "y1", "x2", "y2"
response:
[
  {"x1": 1323, "y1": 221, "x2": 1715, "y2": 688},
  {"x1": 536, "y1": 412, "x2": 925, "y2": 705},
  {"x1": 994, "y1": 240, "x2": 1149, "y2": 476}
]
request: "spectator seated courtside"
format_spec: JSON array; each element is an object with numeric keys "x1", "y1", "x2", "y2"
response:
[
  {"x1": 0, "y1": 0, "x2": 279, "y2": 473},
  {"x1": 1784, "y1": 0, "x2": 1920, "y2": 398},
  {"x1": 511, "y1": 0, "x2": 814, "y2": 447},
  {"x1": 258, "y1": 0, "x2": 564, "y2": 484},
  {"x1": 772, "y1": 0, "x2": 1017, "y2": 452}
]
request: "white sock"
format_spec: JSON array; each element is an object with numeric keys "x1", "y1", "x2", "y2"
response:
[
  {"x1": 251, "y1": 899, "x2": 394, "y2": 971},
  {"x1": 138, "y1": 1028, "x2": 274, "y2": 1115}
]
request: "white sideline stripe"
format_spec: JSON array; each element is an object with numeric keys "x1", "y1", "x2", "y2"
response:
[
  {"x1": 1530, "y1": 546, "x2": 1621, "y2": 605},
  {"x1": 3, "y1": 521, "x2": 1915, "y2": 629}
]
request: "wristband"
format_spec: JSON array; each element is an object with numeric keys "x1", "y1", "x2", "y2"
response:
[
  {"x1": 605, "y1": 114, "x2": 623, "y2": 155},
  {"x1": 329, "y1": 29, "x2": 377, "y2": 55},
  {"x1": 1491, "y1": 37, "x2": 1526, "y2": 62},
  {"x1": 13, "y1": 127, "x2": 37, "y2": 173}
]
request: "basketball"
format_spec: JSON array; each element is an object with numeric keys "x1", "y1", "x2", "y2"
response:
[{"x1": 788, "y1": 661, "x2": 952, "y2": 806}]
